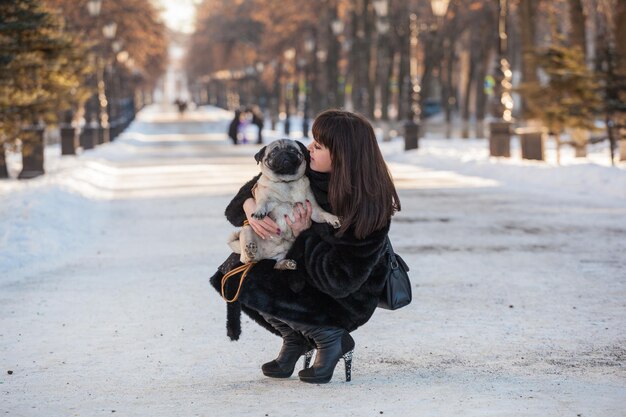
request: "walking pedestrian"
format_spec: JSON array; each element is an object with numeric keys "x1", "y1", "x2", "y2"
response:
[
  {"x1": 174, "y1": 98, "x2": 187, "y2": 116},
  {"x1": 248, "y1": 106, "x2": 265, "y2": 144},
  {"x1": 210, "y1": 109, "x2": 401, "y2": 384},
  {"x1": 228, "y1": 109, "x2": 242, "y2": 145}
]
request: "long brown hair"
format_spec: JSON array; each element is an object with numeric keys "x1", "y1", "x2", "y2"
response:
[{"x1": 312, "y1": 109, "x2": 400, "y2": 239}]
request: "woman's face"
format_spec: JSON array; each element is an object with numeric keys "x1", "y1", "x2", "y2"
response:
[{"x1": 308, "y1": 139, "x2": 332, "y2": 173}]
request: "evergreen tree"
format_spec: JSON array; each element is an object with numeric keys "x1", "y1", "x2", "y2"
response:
[
  {"x1": 517, "y1": 39, "x2": 603, "y2": 160},
  {"x1": 0, "y1": 0, "x2": 92, "y2": 178}
]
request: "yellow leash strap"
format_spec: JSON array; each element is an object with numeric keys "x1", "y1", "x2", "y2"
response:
[
  {"x1": 221, "y1": 219, "x2": 256, "y2": 303},
  {"x1": 221, "y1": 262, "x2": 256, "y2": 302}
]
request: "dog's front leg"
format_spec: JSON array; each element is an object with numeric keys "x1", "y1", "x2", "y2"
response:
[
  {"x1": 252, "y1": 196, "x2": 277, "y2": 220},
  {"x1": 274, "y1": 259, "x2": 297, "y2": 270},
  {"x1": 306, "y1": 191, "x2": 341, "y2": 229}
]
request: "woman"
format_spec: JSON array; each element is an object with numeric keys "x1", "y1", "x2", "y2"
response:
[{"x1": 210, "y1": 109, "x2": 400, "y2": 384}]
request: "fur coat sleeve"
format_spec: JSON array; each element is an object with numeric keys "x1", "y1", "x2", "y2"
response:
[
  {"x1": 286, "y1": 222, "x2": 389, "y2": 298},
  {"x1": 224, "y1": 173, "x2": 261, "y2": 226}
]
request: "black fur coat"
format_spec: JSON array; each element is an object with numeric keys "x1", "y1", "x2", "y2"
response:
[{"x1": 209, "y1": 171, "x2": 390, "y2": 340}]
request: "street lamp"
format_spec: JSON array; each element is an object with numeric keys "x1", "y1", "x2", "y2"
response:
[
  {"x1": 373, "y1": 0, "x2": 389, "y2": 21},
  {"x1": 94, "y1": 20, "x2": 116, "y2": 144},
  {"x1": 430, "y1": 0, "x2": 452, "y2": 138},
  {"x1": 403, "y1": 0, "x2": 449, "y2": 150},
  {"x1": 404, "y1": 13, "x2": 420, "y2": 150},
  {"x1": 302, "y1": 36, "x2": 315, "y2": 137},
  {"x1": 331, "y1": 20, "x2": 344, "y2": 37},
  {"x1": 373, "y1": 0, "x2": 390, "y2": 121},
  {"x1": 489, "y1": 0, "x2": 514, "y2": 157},
  {"x1": 431, "y1": 0, "x2": 450, "y2": 18},
  {"x1": 330, "y1": 17, "x2": 344, "y2": 108},
  {"x1": 87, "y1": 0, "x2": 102, "y2": 17},
  {"x1": 63, "y1": 0, "x2": 103, "y2": 154},
  {"x1": 283, "y1": 48, "x2": 296, "y2": 136},
  {"x1": 102, "y1": 22, "x2": 117, "y2": 39},
  {"x1": 82, "y1": 0, "x2": 105, "y2": 150}
]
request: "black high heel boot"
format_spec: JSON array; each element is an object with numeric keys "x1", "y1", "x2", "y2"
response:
[
  {"x1": 297, "y1": 327, "x2": 355, "y2": 384},
  {"x1": 261, "y1": 316, "x2": 315, "y2": 378}
]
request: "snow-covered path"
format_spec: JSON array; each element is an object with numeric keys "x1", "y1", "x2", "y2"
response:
[{"x1": 1, "y1": 105, "x2": 625, "y2": 416}]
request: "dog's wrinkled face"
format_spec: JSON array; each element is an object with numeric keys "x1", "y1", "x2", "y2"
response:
[{"x1": 255, "y1": 139, "x2": 309, "y2": 181}]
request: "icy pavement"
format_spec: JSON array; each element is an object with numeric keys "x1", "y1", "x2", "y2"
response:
[{"x1": 1, "y1": 105, "x2": 625, "y2": 416}]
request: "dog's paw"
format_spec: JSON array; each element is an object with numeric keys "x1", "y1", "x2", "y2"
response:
[
  {"x1": 275, "y1": 259, "x2": 297, "y2": 270},
  {"x1": 244, "y1": 241, "x2": 258, "y2": 260},
  {"x1": 252, "y1": 210, "x2": 267, "y2": 220},
  {"x1": 326, "y1": 215, "x2": 341, "y2": 229}
]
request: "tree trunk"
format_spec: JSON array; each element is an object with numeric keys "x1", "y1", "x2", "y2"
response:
[
  {"x1": 327, "y1": 1, "x2": 340, "y2": 109},
  {"x1": 349, "y1": 3, "x2": 361, "y2": 111},
  {"x1": 616, "y1": 0, "x2": 626, "y2": 72},
  {"x1": 365, "y1": 0, "x2": 376, "y2": 119},
  {"x1": 271, "y1": 64, "x2": 282, "y2": 130},
  {"x1": 443, "y1": 36, "x2": 456, "y2": 139},
  {"x1": 397, "y1": 35, "x2": 408, "y2": 121},
  {"x1": 519, "y1": 0, "x2": 538, "y2": 118},
  {"x1": 475, "y1": 8, "x2": 495, "y2": 139},
  {"x1": 420, "y1": 50, "x2": 438, "y2": 117},
  {"x1": 381, "y1": 44, "x2": 394, "y2": 120},
  {"x1": 475, "y1": 48, "x2": 490, "y2": 138},
  {"x1": 462, "y1": 53, "x2": 475, "y2": 139},
  {"x1": 0, "y1": 146, "x2": 8, "y2": 179},
  {"x1": 568, "y1": 0, "x2": 587, "y2": 58}
]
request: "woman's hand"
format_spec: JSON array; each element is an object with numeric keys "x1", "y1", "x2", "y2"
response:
[
  {"x1": 285, "y1": 200, "x2": 312, "y2": 238},
  {"x1": 243, "y1": 198, "x2": 280, "y2": 240}
]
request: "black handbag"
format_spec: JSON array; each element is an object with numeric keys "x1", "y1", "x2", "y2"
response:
[{"x1": 377, "y1": 237, "x2": 412, "y2": 310}]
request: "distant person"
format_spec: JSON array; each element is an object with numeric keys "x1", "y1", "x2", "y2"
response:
[
  {"x1": 239, "y1": 110, "x2": 251, "y2": 144},
  {"x1": 228, "y1": 109, "x2": 242, "y2": 145},
  {"x1": 247, "y1": 106, "x2": 265, "y2": 144},
  {"x1": 175, "y1": 99, "x2": 187, "y2": 116}
]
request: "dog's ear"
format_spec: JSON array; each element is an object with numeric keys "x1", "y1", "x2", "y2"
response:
[
  {"x1": 295, "y1": 140, "x2": 310, "y2": 164},
  {"x1": 254, "y1": 146, "x2": 267, "y2": 164}
]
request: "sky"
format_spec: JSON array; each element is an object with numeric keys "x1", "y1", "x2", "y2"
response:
[{"x1": 154, "y1": 0, "x2": 199, "y2": 33}]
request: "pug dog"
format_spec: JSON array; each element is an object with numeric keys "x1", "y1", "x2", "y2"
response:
[{"x1": 228, "y1": 139, "x2": 341, "y2": 270}]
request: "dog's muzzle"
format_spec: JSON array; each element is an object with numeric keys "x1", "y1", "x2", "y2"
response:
[{"x1": 267, "y1": 150, "x2": 303, "y2": 175}]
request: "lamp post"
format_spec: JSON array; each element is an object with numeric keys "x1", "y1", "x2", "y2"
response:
[
  {"x1": 80, "y1": 0, "x2": 103, "y2": 150},
  {"x1": 254, "y1": 61, "x2": 264, "y2": 107},
  {"x1": 330, "y1": 18, "x2": 344, "y2": 108},
  {"x1": 404, "y1": 13, "x2": 420, "y2": 150},
  {"x1": 403, "y1": 0, "x2": 450, "y2": 150},
  {"x1": 373, "y1": 0, "x2": 390, "y2": 121},
  {"x1": 283, "y1": 48, "x2": 296, "y2": 136},
  {"x1": 87, "y1": 0, "x2": 101, "y2": 17},
  {"x1": 430, "y1": 0, "x2": 451, "y2": 138},
  {"x1": 431, "y1": 0, "x2": 450, "y2": 19},
  {"x1": 303, "y1": 36, "x2": 315, "y2": 138},
  {"x1": 100, "y1": 21, "x2": 116, "y2": 143},
  {"x1": 489, "y1": 0, "x2": 514, "y2": 157}
]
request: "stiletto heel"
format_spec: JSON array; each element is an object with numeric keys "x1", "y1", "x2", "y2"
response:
[
  {"x1": 343, "y1": 350, "x2": 353, "y2": 382},
  {"x1": 261, "y1": 316, "x2": 315, "y2": 378},
  {"x1": 298, "y1": 329, "x2": 355, "y2": 384},
  {"x1": 304, "y1": 349, "x2": 314, "y2": 369}
]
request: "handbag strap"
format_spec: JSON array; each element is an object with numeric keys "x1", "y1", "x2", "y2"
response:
[{"x1": 385, "y1": 236, "x2": 399, "y2": 269}]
